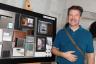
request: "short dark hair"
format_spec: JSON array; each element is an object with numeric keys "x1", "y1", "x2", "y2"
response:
[{"x1": 67, "y1": 5, "x2": 83, "y2": 16}]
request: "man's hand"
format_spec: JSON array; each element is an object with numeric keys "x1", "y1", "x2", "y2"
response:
[
  {"x1": 62, "y1": 51, "x2": 78, "y2": 62},
  {"x1": 51, "y1": 48, "x2": 78, "y2": 62}
]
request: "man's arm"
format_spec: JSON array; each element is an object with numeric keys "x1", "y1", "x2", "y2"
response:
[
  {"x1": 51, "y1": 47, "x2": 78, "y2": 62},
  {"x1": 86, "y1": 53, "x2": 95, "y2": 64}
]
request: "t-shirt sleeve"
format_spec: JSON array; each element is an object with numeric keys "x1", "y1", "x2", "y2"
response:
[
  {"x1": 52, "y1": 30, "x2": 62, "y2": 49},
  {"x1": 86, "y1": 33, "x2": 94, "y2": 53}
]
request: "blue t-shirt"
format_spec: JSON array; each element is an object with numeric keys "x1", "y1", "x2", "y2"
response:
[{"x1": 53, "y1": 26, "x2": 94, "y2": 64}]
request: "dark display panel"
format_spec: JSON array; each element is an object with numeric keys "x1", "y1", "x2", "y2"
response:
[{"x1": 0, "y1": 3, "x2": 56, "y2": 63}]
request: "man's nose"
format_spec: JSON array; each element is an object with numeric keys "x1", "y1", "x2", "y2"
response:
[{"x1": 72, "y1": 16, "x2": 75, "y2": 19}]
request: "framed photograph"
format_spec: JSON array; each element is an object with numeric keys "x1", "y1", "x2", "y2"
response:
[
  {"x1": 15, "y1": 38, "x2": 25, "y2": 47},
  {"x1": 24, "y1": 43, "x2": 34, "y2": 56},
  {"x1": 13, "y1": 48, "x2": 24, "y2": 56},
  {"x1": 1, "y1": 41, "x2": 12, "y2": 57},
  {"x1": 3, "y1": 29, "x2": 13, "y2": 41},
  {"x1": 37, "y1": 19, "x2": 53, "y2": 36},
  {"x1": 46, "y1": 37, "x2": 53, "y2": 57},
  {"x1": 27, "y1": 18, "x2": 34, "y2": 27},
  {"x1": 20, "y1": 16, "x2": 28, "y2": 27},
  {"x1": 20, "y1": 15, "x2": 34, "y2": 28},
  {"x1": 36, "y1": 37, "x2": 46, "y2": 51},
  {"x1": 24, "y1": 43, "x2": 34, "y2": 51},
  {"x1": 38, "y1": 20, "x2": 48, "y2": 34},
  {"x1": 13, "y1": 30, "x2": 26, "y2": 47},
  {"x1": 46, "y1": 37, "x2": 52, "y2": 46}
]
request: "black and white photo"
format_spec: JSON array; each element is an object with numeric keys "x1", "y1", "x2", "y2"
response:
[
  {"x1": 38, "y1": 20, "x2": 48, "y2": 34},
  {"x1": 36, "y1": 37, "x2": 46, "y2": 51}
]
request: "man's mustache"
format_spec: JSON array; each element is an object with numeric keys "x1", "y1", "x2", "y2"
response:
[{"x1": 70, "y1": 19, "x2": 78, "y2": 22}]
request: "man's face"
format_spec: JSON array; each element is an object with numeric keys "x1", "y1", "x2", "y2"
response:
[{"x1": 68, "y1": 9, "x2": 81, "y2": 26}]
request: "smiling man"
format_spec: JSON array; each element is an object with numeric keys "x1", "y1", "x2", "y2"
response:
[{"x1": 51, "y1": 6, "x2": 95, "y2": 64}]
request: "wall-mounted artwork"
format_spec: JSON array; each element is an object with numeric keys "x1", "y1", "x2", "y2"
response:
[{"x1": 36, "y1": 37, "x2": 46, "y2": 52}]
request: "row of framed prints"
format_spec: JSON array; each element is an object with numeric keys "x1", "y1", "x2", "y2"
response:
[
  {"x1": 0, "y1": 14, "x2": 55, "y2": 58},
  {"x1": 12, "y1": 36, "x2": 52, "y2": 57},
  {"x1": 0, "y1": 36, "x2": 52, "y2": 57},
  {"x1": 11, "y1": 14, "x2": 54, "y2": 57},
  {"x1": 0, "y1": 28, "x2": 53, "y2": 57},
  {"x1": 15, "y1": 14, "x2": 53, "y2": 36},
  {"x1": 13, "y1": 36, "x2": 52, "y2": 51}
]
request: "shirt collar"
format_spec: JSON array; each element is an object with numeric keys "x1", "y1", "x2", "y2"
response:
[{"x1": 66, "y1": 25, "x2": 82, "y2": 32}]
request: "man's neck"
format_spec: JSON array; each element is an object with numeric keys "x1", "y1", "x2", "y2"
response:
[{"x1": 70, "y1": 25, "x2": 80, "y2": 32}]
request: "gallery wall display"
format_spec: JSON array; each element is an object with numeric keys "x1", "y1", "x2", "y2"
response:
[{"x1": 0, "y1": 3, "x2": 56, "y2": 63}]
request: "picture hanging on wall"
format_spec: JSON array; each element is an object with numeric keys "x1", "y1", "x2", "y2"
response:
[
  {"x1": 24, "y1": 43, "x2": 34, "y2": 56},
  {"x1": 37, "y1": 20, "x2": 48, "y2": 35},
  {"x1": 20, "y1": 15, "x2": 34, "y2": 28},
  {"x1": 36, "y1": 36, "x2": 46, "y2": 52}
]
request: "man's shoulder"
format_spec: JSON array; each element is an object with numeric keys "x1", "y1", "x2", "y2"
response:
[
  {"x1": 57, "y1": 28, "x2": 65, "y2": 33},
  {"x1": 56, "y1": 28, "x2": 66, "y2": 36},
  {"x1": 81, "y1": 27, "x2": 92, "y2": 36}
]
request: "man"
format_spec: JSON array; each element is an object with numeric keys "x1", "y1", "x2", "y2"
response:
[{"x1": 51, "y1": 6, "x2": 95, "y2": 64}]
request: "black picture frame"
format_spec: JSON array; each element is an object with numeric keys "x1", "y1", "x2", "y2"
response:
[
  {"x1": 20, "y1": 14, "x2": 35, "y2": 28},
  {"x1": 36, "y1": 36, "x2": 46, "y2": 52},
  {"x1": 37, "y1": 20, "x2": 48, "y2": 35},
  {"x1": 37, "y1": 19, "x2": 54, "y2": 36}
]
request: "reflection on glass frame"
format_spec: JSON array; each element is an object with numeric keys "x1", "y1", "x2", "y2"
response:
[
  {"x1": 36, "y1": 37, "x2": 46, "y2": 52},
  {"x1": 38, "y1": 20, "x2": 48, "y2": 34}
]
